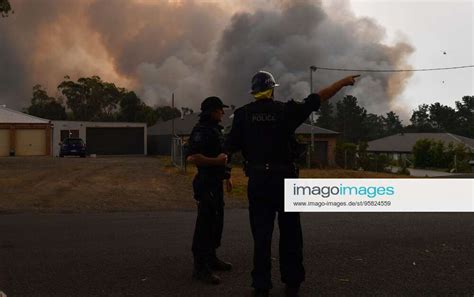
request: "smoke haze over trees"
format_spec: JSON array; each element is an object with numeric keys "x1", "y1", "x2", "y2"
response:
[
  {"x1": 26, "y1": 76, "x2": 181, "y2": 126},
  {"x1": 0, "y1": 0, "x2": 12, "y2": 17},
  {"x1": 23, "y1": 74, "x2": 473, "y2": 142},
  {"x1": 4, "y1": 0, "x2": 471, "y2": 139},
  {"x1": 315, "y1": 95, "x2": 474, "y2": 142},
  {"x1": 1, "y1": 0, "x2": 413, "y2": 117},
  {"x1": 26, "y1": 84, "x2": 66, "y2": 120}
]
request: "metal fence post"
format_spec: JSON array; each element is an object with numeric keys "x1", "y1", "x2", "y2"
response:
[
  {"x1": 171, "y1": 136, "x2": 186, "y2": 172},
  {"x1": 344, "y1": 149, "x2": 347, "y2": 169}
]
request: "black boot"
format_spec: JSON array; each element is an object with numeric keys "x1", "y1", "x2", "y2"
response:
[
  {"x1": 254, "y1": 288, "x2": 270, "y2": 297},
  {"x1": 285, "y1": 285, "x2": 300, "y2": 297},
  {"x1": 192, "y1": 267, "x2": 221, "y2": 285},
  {"x1": 209, "y1": 257, "x2": 233, "y2": 271}
]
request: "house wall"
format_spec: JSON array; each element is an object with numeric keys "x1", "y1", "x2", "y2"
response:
[
  {"x1": 148, "y1": 135, "x2": 173, "y2": 155},
  {"x1": 298, "y1": 134, "x2": 338, "y2": 166},
  {"x1": 0, "y1": 129, "x2": 10, "y2": 156}
]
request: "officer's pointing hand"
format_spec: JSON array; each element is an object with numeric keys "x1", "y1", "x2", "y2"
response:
[
  {"x1": 217, "y1": 153, "x2": 228, "y2": 166},
  {"x1": 343, "y1": 75, "x2": 360, "y2": 86}
]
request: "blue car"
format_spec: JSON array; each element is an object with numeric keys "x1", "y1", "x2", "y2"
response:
[{"x1": 59, "y1": 138, "x2": 87, "y2": 158}]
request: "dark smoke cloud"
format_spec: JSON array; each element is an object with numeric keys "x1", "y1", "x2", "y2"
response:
[
  {"x1": 0, "y1": 0, "x2": 132, "y2": 110},
  {"x1": 0, "y1": 0, "x2": 413, "y2": 116},
  {"x1": 86, "y1": 0, "x2": 230, "y2": 106},
  {"x1": 0, "y1": 0, "x2": 71, "y2": 109},
  {"x1": 214, "y1": 0, "x2": 414, "y2": 114}
]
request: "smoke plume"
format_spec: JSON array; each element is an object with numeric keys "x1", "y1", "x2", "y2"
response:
[{"x1": 0, "y1": 0, "x2": 413, "y2": 116}]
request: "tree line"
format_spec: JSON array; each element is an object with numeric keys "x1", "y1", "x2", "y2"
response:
[
  {"x1": 316, "y1": 95, "x2": 474, "y2": 142},
  {"x1": 24, "y1": 75, "x2": 473, "y2": 139},
  {"x1": 0, "y1": 0, "x2": 12, "y2": 17},
  {"x1": 24, "y1": 76, "x2": 181, "y2": 126}
]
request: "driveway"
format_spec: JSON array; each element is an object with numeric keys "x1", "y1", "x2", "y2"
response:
[{"x1": 390, "y1": 166, "x2": 468, "y2": 177}]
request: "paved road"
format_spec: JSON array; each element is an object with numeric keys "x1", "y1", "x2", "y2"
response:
[{"x1": 0, "y1": 210, "x2": 473, "y2": 297}]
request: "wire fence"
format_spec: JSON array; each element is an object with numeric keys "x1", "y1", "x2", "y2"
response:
[
  {"x1": 311, "y1": 65, "x2": 474, "y2": 73},
  {"x1": 171, "y1": 136, "x2": 186, "y2": 172}
]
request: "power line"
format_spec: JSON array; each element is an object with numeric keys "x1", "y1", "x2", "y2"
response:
[{"x1": 311, "y1": 65, "x2": 474, "y2": 73}]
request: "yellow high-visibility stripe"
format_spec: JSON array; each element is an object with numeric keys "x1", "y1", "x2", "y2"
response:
[{"x1": 253, "y1": 89, "x2": 273, "y2": 100}]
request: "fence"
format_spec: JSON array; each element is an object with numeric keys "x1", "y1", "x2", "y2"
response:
[{"x1": 171, "y1": 136, "x2": 186, "y2": 172}]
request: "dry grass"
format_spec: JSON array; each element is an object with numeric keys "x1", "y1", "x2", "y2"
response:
[
  {"x1": 0, "y1": 156, "x2": 405, "y2": 213},
  {"x1": 0, "y1": 156, "x2": 200, "y2": 213},
  {"x1": 181, "y1": 160, "x2": 405, "y2": 200}
]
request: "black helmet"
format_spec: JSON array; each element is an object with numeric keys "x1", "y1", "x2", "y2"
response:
[
  {"x1": 250, "y1": 71, "x2": 279, "y2": 94},
  {"x1": 200, "y1": 96, "x2": 229, "y2": 115}
]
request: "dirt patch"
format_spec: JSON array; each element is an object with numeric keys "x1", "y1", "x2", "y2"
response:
[{"x1": 0, "y1": 156, "x2": 237, "y2": 213}]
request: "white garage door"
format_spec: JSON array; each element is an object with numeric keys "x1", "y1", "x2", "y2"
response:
[
  {"x1": 15, "y1": 129, "x2": 46, "y2": 156},
  {"x1": 0, "y1": 129, "x2": 10, "y2": 156}
]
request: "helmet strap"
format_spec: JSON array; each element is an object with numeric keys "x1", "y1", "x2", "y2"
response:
[{"x1": 253, "y1": 88, "x2": 274, "y2": 100}]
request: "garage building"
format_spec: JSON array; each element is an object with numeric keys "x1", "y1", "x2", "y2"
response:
[
  {"x1": 52, "y1": 121, "x2": 147, "y2": 157},
  {"x1": 0, "y1": 106, "x2": 52, "y2": 157}
]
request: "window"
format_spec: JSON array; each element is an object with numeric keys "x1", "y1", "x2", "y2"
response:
[{"x1": 61, "y1": 130, "x2": 79, "y2": 141}]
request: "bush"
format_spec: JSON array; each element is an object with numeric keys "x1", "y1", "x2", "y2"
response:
[
  {"x1": 450, "y1": 143, "x2": 472, "y2": 173},
  {"x1": 356, "y1": 141, "x2": 391, "y2": 172},
  {"x1": 413, "y1": 139, "x2": 432, "y2": 168},
  {"x1": 396, "y1": 164, "x2": 411, "y2": 175},
  {"x1": 429, "y1": 140, "x2": 446, "y2": 168},
  {"x1": 335, "y1": 142, "x2": 357, "y2": 169},
  {"x1": 362, "y1": 153, "x2": 391, "y2": 172},
  {"x1": 413, "y1": 139, "x2": 472, "y2": 172}
]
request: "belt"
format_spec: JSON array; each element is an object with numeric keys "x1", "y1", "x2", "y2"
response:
[{"x1": 245, "y1": 162, "x2": 296, "y2": 173}]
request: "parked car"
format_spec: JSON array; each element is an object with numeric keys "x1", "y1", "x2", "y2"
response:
[{"x1": 59, "y1": 138, "x2": 87, "y2": 158}]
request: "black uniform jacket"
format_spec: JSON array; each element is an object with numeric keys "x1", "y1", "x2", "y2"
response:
[
  {"x1": 187, "y1": 119, "x2": 231, "y2": 180},
  {"x1": 224, "y1": 94, "x2": 321, "y2": 165}
]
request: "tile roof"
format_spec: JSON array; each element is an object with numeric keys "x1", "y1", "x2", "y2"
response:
[
  {"x1": 295, "y1": 123, "x2": 339, "y2": 135},
  {"x1": 148, "y1": 113, "x2": 233, "y2": 136},
  {"x1": 367, "y1": 133, "x2": 474, "y2": 152},
  {"x1": 0, "y1": 106, "x2": 50, "y2": 124}
]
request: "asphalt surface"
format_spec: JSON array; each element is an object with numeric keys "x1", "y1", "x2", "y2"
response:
[{"x1": 0, "y1": 210, "x2": 473, "y2": 297}]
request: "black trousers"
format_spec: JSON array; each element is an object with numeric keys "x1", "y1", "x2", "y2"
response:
[
  {"x1": 247, "y1": 173, "x2": 304, "y2": 289},
  {"x1": 191, "y1": 177, "x2": 224, "y2": 270}
]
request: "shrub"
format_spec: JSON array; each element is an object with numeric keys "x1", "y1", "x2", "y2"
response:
[
  {"x1": 363, "y1": 153, "x2": 391, "y2": 172},
  {"x1": 413, "y1": 139, "x2": 432, "y2": 168},
  {"x1": 396, "y1": 164, "x2": 411, "y2": 175},
  {"x1": 335, "y1": 142, "x2": 357, "y2": 169},
  {"x1": 413, "y1": 139, "x2": 472, "y2": 172}
]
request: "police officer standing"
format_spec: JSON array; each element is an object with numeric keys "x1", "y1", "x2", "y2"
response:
[
  {"x1": 186, "y1": 96, "x2": 233, "y2": 285},
  {"x1": 225, "y1": 71, "x2": 359, "y2": 296}
]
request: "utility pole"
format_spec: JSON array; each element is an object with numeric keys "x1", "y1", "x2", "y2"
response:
[
  {"x1": 309, "y1": 66, "x2": 317, "y2": 152},
  {"x1": 171, "y1": 93, "x2": 175, "y2": 136}
]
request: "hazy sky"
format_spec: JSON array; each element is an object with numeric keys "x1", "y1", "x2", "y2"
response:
[
  {"x1": 345, "y1": 0, "x2": 473, "y2": 122},
  {"x1": 0, "y1": 0, "x2": 472, "y2": 124}
]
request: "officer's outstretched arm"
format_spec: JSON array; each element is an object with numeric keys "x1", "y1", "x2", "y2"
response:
[
  {"x1": 224, "y1": 109, "x2": 244, "y2": 154},
  {"x1": 317, "y1": 75, "x2": 360, "y2": 102},
  {"x1": 187, "y1": 153, "x2": 227, "y2": 166}
]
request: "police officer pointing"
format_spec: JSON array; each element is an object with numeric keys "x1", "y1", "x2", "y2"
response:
[
  {"x1": 186, "y1": 96, "x2": 233, "y2": 285},
  {"x1": 225, "y1": 71, "x2": 359, "y2": 296}
]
